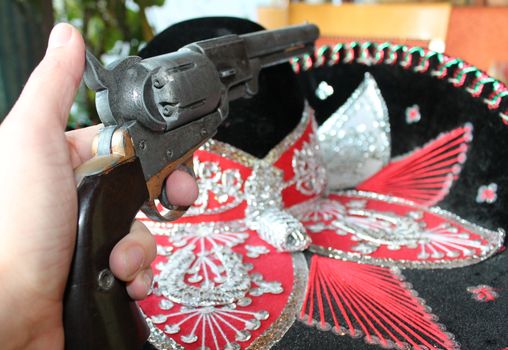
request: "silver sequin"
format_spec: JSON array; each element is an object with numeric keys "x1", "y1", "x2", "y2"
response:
[
  {"x1": 243, "y1": 152, "x2": 311, "y2": 252},
  {"x1": 254, "y1": 208, "x2": 311, "y2": 252},
  {"x1": 304, "y1": 190, "x2": 505, "y2": 269},
  {"x1": 318, "y1": 73, "x2": 391, "y2": 189},
  {"x1": 157, "y1": 245, "x2": 251, "y2": 307}
]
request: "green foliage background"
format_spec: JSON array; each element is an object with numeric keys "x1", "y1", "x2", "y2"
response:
[{"x1": 53, "y1": 0, "x2": 166, "y2": 129}]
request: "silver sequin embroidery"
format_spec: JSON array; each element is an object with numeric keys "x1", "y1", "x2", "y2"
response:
[
  {"x1": 292, "y1": 190, "x2": 505, "y2": 269},
  {"x1": 245, "y1": 163, "x2": 311, "y2": 252},
  {"x1": 318, "y1": 73, "x2": 391, "y2": 190}
]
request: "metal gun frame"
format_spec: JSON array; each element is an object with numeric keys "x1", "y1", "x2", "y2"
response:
[{"x1": 83, "y1": 24, "x2": 319, "y2": 221}]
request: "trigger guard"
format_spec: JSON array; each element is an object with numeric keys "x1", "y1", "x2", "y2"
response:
[
  {"x1": 141, "y1": 201, "x2": 189, "y2": 222},
  {"x1": 142, "y1": 159, "x2": 196, "y2": 222},
  {"x1": 158, "y1": 162, "x2": 195, "y2": 210}
]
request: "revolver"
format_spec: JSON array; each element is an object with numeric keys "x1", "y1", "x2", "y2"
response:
[{"x1": 64, "y1": 24, "x2": 319, "y2": 350}]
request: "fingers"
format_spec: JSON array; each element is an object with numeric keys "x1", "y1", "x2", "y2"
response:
[
  {"x1": 67, "y1": 125, "x2": 199, "y2": 206},
  {"x1": 119, "y1": 169, "x2": 198, "y2": 300},
  {"x1": 125, "y1": 268, "x2": 153, "y2": 301},
  {"x1": 164, "y1": 168, "x2": 199, "y2": 207},
  {"x1": 109, "y1": 221, "x2": 156, "y2": 300},
  {"x1": 66, "y1": 124, "x2": 102, "y2": 168}
]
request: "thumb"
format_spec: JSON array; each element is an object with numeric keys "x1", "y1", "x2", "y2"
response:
[{"x1": 5, "y1": 23, "x2": 85, "y2": 130}]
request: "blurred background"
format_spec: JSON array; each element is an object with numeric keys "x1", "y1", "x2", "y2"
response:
[{"x1": 0, "y1": 0, "x2": 506, "y2": 126}]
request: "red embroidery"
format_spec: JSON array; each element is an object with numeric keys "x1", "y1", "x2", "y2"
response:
[
  {"x1": 476, "y1": 183, "x2": 498, "y2": 204},
  {"x1": 405, "y1": 105, "x2": 422, "y2": 124},
  {"x1": 357, "y1": 124, "x2": 473, "y2": 207},
  {"x1": 300, "y1": 256, "x2": 458, "y2": 349},
  {"x1": 290, "y1": 191, "x2": 503, "y2": 269},
  {"x1": 482, "y1": 189, "x2": 496, "y2": 201},
  {"x1": 138, "y1": 107, "x2": 504, "y2": 349},
  {"x1": 467, "y1": 285, "x2": 500, "y2": 302},
  {"x1": 137, "y1": 226, "x2": 296, "y2": 349},
  {"x1": 137, "y1": 115, "x2": 318, "y2": 348}
]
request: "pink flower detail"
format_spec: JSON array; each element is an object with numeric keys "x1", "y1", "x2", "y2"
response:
[
  {"x1": 476, "y1": 183, "x2": 498, "y2": 204},
  {"x1": 405, "y1": 104, "x2": 421, "y2": 124},
  {"x1": 467, "y1": 284, "x2": 499, "y2": 302}
]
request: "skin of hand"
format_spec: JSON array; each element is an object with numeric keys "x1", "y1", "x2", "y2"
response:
[{"x1": 0, "y1": 23, "x2": 198, "y2": 349}]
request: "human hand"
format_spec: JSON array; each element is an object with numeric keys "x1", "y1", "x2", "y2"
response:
[{"x1": 0, "y1": 23, "x2": 198, "y2": 349}]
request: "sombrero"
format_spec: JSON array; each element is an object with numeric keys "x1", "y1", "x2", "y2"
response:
[{"x1": 136, "y1": 17, "x2": 507, "y2": 350}]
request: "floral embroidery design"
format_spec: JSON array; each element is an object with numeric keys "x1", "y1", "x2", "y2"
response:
[
  {"x1": 467, "y1": 284, "x2": 500, "y2": 302},
  {"x1": 138, "y1": 67, "x2": 507, "y2": 349},
  {"x1": 476, "y1": 183, "x2": 498, "y2": 204},
  {"x1": 405, "y1": 104, "x2": 422, "y2": 124},
  {"x1": 138, "y1": 220, "x2": 292, "y2": 349},
  {"x1": 290, "y1": 191, "x2": 504, "y2": 269},
  {"x1": 290, "y1": 133, "x2": 327, "y2": 196}
]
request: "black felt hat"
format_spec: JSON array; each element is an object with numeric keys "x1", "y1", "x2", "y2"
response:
[
  {"x1": 286, "y1": 40, "x2": 508, "y2": 350},
  {"x1": 139, "y1": 17, "x2": 508, "y2": 350}
]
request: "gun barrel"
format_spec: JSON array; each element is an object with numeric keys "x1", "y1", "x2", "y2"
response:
[
  {"x1": 180, "y1": 23, "x2": 319, "y2": 104},
  {"x1": 241, "y1": 24, "x2": 319, "y2": 67}
]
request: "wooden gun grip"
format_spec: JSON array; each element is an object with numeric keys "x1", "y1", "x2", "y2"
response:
[{"x1": 64, "y1": 157, "x2": 150, "y2": 350}]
